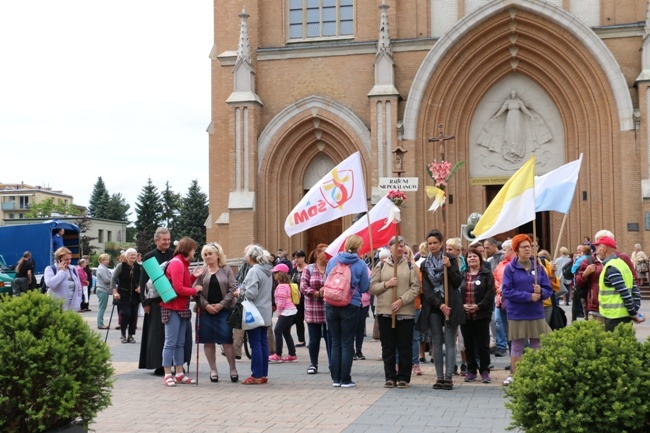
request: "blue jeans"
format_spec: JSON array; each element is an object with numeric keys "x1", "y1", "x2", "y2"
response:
[
  {"x1": 412, "y1": 309, "x2": 421, "y2": 364},
  {"x1": 495, "y1": 307, "x2": 508, "y2": 351},
  {"x1": 247, "y1": 326, "x2": 269, "y2": 378},
  {"x1": 307, "y1": 322, "x2": 331, "y2": 367},
  {"x1": 326, "y1": 304, "x2": 359, "y2": 385},
  {"x1": 96, "y1": 291, "x2": 109, "y2": 327},
  {"x1": 162, "y1": 311, "x2": 188, "y2": 367},
  {"x1": 429, "y1": 313, "x2": 457, "y2": 380},
  {"x1": 354, "y1": 305, "x2": 369, "y2": 353},
  {"x1": 499, "y1": 308, "x2": 510, "y2": 349}
]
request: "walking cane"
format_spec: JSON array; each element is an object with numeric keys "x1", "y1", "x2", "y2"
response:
[
  {"x1": 105, "y1": 300, "x2": 117, "y2": 344},
  {"x1": 195, "y1": 306, "x2": 200, "y2": 386}
]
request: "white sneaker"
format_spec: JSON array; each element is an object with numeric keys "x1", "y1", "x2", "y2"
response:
[{"x1": 502, "y1": 376, "x2": 514, "y2": 386}]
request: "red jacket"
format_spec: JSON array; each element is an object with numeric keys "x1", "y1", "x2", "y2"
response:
[
  {"x1": 575, "y1": 252, "x2": 638, "y2": 313},
  {"x1": 161, "y1": 255, "x2": 198, "y2": 311}
]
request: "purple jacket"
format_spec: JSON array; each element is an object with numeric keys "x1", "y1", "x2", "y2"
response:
[{"x1": 502, "y1": 257, "x2": 553, "y2": 321}]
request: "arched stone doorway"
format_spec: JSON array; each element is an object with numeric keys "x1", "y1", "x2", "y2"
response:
[
  {"x1": 257, "y1": 96, "x2": 371, "y2": 253},
  {"x1": 404, "y1": 1, "x2": 632, "y2": 249}
]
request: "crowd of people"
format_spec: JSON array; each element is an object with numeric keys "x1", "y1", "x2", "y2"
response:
[{"x1": 18, "y1": 225, "x2": 644, "y2": 389}]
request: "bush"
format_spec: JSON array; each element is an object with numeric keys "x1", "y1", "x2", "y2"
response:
[
  {"x1": 0, "y1": 292, "x2": 114, "y2": 432},
  {"x1": 505, "y1": 320, "x2": 650, "y2": 433}
]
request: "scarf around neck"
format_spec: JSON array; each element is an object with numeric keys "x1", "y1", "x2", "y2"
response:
[{"x1": 425, "y1": 250, "x2": 444, "y2": 295}]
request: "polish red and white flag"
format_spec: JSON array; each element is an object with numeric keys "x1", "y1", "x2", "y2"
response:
[{"x1": 325, "y1": 195, "x2": 398, "y2": 257}]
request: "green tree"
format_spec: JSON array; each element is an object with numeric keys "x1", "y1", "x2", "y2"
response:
[
  {"x1": 134, "y1": 178, "x2": 163, "y2": 253},
  {"x1": 126, "y1": 226, "x2": 137, "y2": 243},
  {"x1": 25, "y1": 198, "x2": 81, "y2": 218},
  {"x1": 104, "y1": 193, "x2": 130, "y2": 222},
  {"x1": 76, "y1": 213, "x2": 98, "y2": 257},
  {"x1": 175, "y1": 180, "x2": 209, "y2": 256},
  {"x1": 161, "y1": 181, "x2": 181, "y2": 232},
  {"x1": 87, "y1": 177, "x2": 110, "y2": 218}
]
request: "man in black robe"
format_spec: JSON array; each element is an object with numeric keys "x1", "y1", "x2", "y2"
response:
[{"x1": 138, "y1": 227, "x2": 174, "y2": 375}]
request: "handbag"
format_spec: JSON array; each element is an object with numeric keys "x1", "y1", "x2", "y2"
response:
[
  {"x1": 226, "y1": 302, "x2": 244, "y2": 329},
  {"x1": 241, "y1": 299, "x2": 265, "y2": 330},
  {"x1": 549, "y1": 295, "x2": 567, "y2": 330},
  {"x1": 637, "y1": 260, "x2": 648, "y2": 273}
]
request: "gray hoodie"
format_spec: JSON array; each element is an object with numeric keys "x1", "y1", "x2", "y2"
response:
[
  {"x1": 241, "y1": 263, "x2": 273, "y2": 326},
  {"x1": 95, "y1": 263, "x2": 113, "y2": 294}
]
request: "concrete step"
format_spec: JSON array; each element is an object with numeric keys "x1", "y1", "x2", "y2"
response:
[{"x1": 639, "y1": 282, "x2": 650, "y2": 300}]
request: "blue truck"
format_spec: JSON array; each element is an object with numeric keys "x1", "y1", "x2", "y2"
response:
[{"x1": 0, "y1": 220, "x2": 81, "y2": 280}]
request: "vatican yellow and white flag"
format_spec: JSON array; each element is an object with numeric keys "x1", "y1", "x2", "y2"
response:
[
  {"x1": 426, "y1": 186, "x2": 446, "y2": 212},
  {"x1": 285, "y1": 152, "x2": 368, "y2": 237},
  {"x1": 472, "y1": 155, "x2": 536, "y2": 241}
]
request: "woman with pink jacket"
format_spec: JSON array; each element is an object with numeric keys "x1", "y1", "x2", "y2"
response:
[{"x1": 269, "y1": 264, "x2": 298, "y2": 363}]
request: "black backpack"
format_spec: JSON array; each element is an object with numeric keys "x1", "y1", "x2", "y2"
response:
[
  {"x1": 40, "y1": 265, "x2": 57, "y2": 294},
  {"x1": 561, "y1": 261, "x2": 574, "y2": 281}
]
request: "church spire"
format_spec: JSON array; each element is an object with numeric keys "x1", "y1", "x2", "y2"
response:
[
  {"x1": 236, "y1": 8, "x2": 252, "y2": 66},
  {"x1": 377, "y1": 0, "x2": 392, "y2": 57},
  {"x1": 227, "y1": 7, "x2": 262, "y2": 104},
  {"x1": 368, "y1": 0, "x2": 399, "y2": 97}
]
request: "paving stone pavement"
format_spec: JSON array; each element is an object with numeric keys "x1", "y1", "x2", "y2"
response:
[{"x1": 81, "y1": 297, "x2": 649, "y2": 433}]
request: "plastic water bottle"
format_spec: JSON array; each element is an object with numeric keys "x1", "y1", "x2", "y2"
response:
[{"x1": 638, "y1": 312, "x2": 645, "y2": 320}]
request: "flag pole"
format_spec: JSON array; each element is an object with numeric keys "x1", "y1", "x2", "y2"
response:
[
  {"x1": 442, "y1": 206, "x2": 449, "y2": 321},
  {"x1": 365, "y1": 212, "x2": 376, "y2": 270},
  {"x1": 392, "y1": 226, "x2": 399, "y2": 328},
  {"x1": 428, "y1": 124, "x2": 455, "y2": 322},
  {"x1": 551, "y1": 213, "x2": 568, "y2": 261},
  {"x1": 533, "y1": 222, "x2": 539, "y2": 287}
]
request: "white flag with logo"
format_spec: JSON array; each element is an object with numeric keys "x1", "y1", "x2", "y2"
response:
[{"x1": 285, "y1": 152, "x2": 368, "y2": 237}]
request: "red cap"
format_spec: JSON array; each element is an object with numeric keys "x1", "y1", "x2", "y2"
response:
[{"x1": 593, "y1": 236, "x2": 617, "y2": 249}]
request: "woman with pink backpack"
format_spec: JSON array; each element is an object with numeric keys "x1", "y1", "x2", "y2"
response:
[{"x1": 324, "y1": 234, "x2": 370, "y2": 388}]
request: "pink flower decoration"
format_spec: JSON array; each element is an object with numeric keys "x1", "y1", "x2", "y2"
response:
[
  {"x1": 427, "y1": 160, "x2": 452, "y2": 188},
  {"x1": 387, "y1": 189, "x2": 407, "y2": 207}
]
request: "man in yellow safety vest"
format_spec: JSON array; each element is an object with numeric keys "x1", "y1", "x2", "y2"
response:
[{"x1": 595, "y1": 236, "x2": 646, "y2": 331}]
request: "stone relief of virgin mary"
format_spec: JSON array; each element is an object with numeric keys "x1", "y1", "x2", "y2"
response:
[{"x1": 476, "y1": 89, "x2": 552, "y2": 163}]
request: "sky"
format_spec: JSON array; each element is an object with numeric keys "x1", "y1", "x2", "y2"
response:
[{"x1": 0, "y1": 1, "x2": 213, "y2": 220}]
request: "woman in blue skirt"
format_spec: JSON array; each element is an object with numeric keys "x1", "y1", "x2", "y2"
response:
[{"x1": 194, "y1": 243, "x2": 239, "y2": 382}]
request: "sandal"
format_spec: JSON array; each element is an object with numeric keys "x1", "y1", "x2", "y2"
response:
[
  {"x1": 433, "y1": 379, "x2": 444, "y2": 390},
  {"x1": 163, "y1": 374, "x2": 176, "y2": 387},
  {"x1": 210, "y1": 371, "x2": 219, "y2": 383},
  {"x1": 397, "y1": 381, "x2": 410, "y2": 389},
  {"x1": 127, "y1": 336, "x2": 136, "y2": 344},
  {"x1": 241, "y1": 376, "x2": 264, "y2": 385},
  {"x1": 175, "y1": 373, "x2": 195, "y2": 385},
  {"x1": 120, "y1": 336, "x2": 127, "y2": 344},
  {"x1": 442, "y1": 379, "x2": 454, "y2": 390},
  {"x1": 384, "y1": 380, "x2": 396, "y2": 388}
]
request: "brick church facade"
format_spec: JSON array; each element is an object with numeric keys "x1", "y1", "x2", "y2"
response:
[{"x1": 207, "y1": 0, "x2": 650, "y2": 258}]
